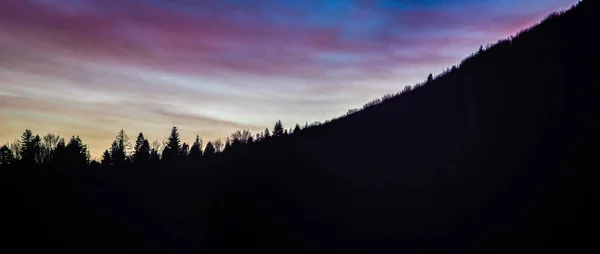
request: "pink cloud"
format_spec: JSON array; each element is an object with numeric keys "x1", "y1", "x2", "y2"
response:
[{"x1": 0, "y1": 0, "x2": 514, "y2": 81}]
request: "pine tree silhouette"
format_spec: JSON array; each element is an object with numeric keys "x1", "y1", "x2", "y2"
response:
[
  {"x1": 204, "y1": 142, "x2": 215, "y2": 157},
  {"x1": 101, "y1": 149, "x2": 112, "y2": 168},
  {"x1": 293, "y1": 124, "x2": 301, "y2": 133},
  {"x1": 51, "y1": 138, "x2": 67, "y2": 166},
  {"x1": 19, "y1": 129, "x2": 39, "y2": 164},
  {"x1": 133, "y1": 132, "x2": 150, "y2": 165},
  {"x1": 273, "y1": 120, "x2": 284, "y2": 137},
  {"x1": 65, "y1": 136, "x2": 89, "y2": 167},
  {"x1": 181, "y1": 142, "x2": 190, "y2": 157},
  {"x1": 189, "y1": 135, "x2": 203, "y2": 162},
  {"x1": 162, "y1": 126, "x2": 182, "y2": 162},
  {"x1": 0, "y1": 145, "x2": 15, "y2": 167},
  {"x1": 110, "y1": 129, "x2": 130, "y2": 167},
  {"x1": 224, "y1": 138, "x2": 231, "y2": 152}
]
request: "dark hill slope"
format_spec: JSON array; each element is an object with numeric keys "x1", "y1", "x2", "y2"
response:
[{"x1": 208, "y1": 1, "x2": 597, "y2": 252}]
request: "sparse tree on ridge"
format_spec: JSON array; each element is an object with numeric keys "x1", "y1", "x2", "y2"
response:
[
  {"x1": 150, "y1": 149, "x2": 160, "y2": 164},
  {"x1": 204, "y1": 142, "x2": 215, "y2": 157},
  {"x1": 101, "y1": 149, "x2": 112, "y2": 168},
  {"x1": 293, "y1": 124, "x2": 301, "y2": 134},
  {"x1": 51, "y1": 138, "x2": 67, "y2": 165},
  {"x1": 213, "y1": 139, "x2": 224, "y2": 153},
  {"x1": 181, "y1": 142, "x2": 189, "y2": 157},
  {"x1": 133, "y1": 132, "x2": 150, "y2": 165},
  {"x1": 0, "y1": 145, "x2": 15, "y2": 166},
  {"x1": 65, "y1": 136, "x2": 89, "y2": 167},
  {"x1": 41, "y1": 134, "x2": 63, "y2": 164},
  {"x1": 189, "y1": 135, "x2": 203, "y2": 161},
  {"x1": 18, "y1": 130, "x2": 44, "y2": 165},
  {"x1": 151, "y1": 140, "x2": 164, "y2": 155},
  {"x1": 110, "y1": 129, "x2": 131, "y2": 167},
  {"x1": 162, "y1": 126, "x2": 182, "y2": 162},
  {"x1": 224, "y1": 138, "x2": 231, "y2": 151},
  {"x1": 273, "y1": 120, "x2": 284, "y2": 137}
]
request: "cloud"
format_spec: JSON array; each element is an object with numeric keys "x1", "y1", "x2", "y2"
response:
[{"x1": 2, "y1": 0, "x2": 570, "y2": 80}]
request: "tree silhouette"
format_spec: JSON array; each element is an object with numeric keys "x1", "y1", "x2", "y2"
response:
[
  {"x1": 162, "y1": 127, "x2": 182, "y2": 162},
  {"x1": 273, "y1": 120, "x2": 284, "y2": 137},
  {"x1": 242, "y1": 130, "x2": 252, "y2": 143},
  {"x1": 204, "y1": 142, "x2": 215, "y2": 157},
  {"x1": 19, "y1": 130, "x2": 32, "y2": 162},
  {"x1": 51, "y1": 138, "x2": 67, "y2": 166},
  {"x1": 427, "y1": 73, "x2": 433, "y2": 83},
  {"x1": 8, "y1": 139, "x2": 21, "y2": 161},
  {"x1": 117, "y1": 129, "x2": 132, "y2": 154},
  {"x1": 213, "y1": 139, "x2": 224, "y2": 153},
  {"x1": 224, "y1": 138, "x2": 231, "y2": 152},
  {"x1": 110, "y1": 129, "x2": 130, "y2": 167},
  {"x1": 133, "y1": 132, "x2": 150, "y2": 165},
  {"x1": 101, "y1": 149, "x2": 112, "y2": 168},
  {"x1": 293, "y1": 124, "x2": 301, "y2": 134},
  {"x1": 231, "y1": 131, "x2": 242, "y2": 146},
  {"x1": 150, "y1": 149, "x2": 160, "y2": 164},
  {"x1": 264, "y1": 128, "x2": 271, "y2": 140},
  {"x1": 41, "y1": 134, "x2": 62, "y2": 164},
  {"x1": 19, "y1": 130, "x2": 42, "y2": 164},
  {"x1": 189, "y1": 135, "x2": 203, "y2": 161},
  {"x1": 65, "y1": 136, "x2": 89, "y2": 167},
  {"x1": 0, "y1": 145, "x2": 14, "y2": 167},
  {"x1": 181, "y1": 142, "x2": 190, "y2": 157},
  {"x1": 151, "y1": 140, "x2": 164, "y2": 155},
  {"x1": 231, "y1": 136, "x2": 241, "y2": 148},
  {"x1": 255, "y1": 133, "x2": 263, "y2": 142}
]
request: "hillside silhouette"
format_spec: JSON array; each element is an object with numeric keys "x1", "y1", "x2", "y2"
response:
[{"x1": 0, "y1": 1, "x2": 596, "y2": 253}]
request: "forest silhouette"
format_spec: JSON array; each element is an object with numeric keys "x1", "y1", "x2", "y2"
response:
[{"x1": 0, "y1": 1, "x2": 595, "y2": 253}]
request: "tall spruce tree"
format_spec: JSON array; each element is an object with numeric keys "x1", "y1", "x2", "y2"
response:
[
  {"x1": 162, "y1": 126, "x2": 182, "y2": 162},
  {"x1": 189, "y1": 135, "x2": 203, "y2": 162},
  {"x1": 273, "y1": 120, "x2": 284, "y2": 137},
  {"x1": 204, "y1": 142, "x2": 215, "y2": 157},
  {"x1": 133, "y1": 132, "x2": 150, "y2": 165},
  {"x1": 110, "y1": 129, "x2": 130, "y2": 167}
]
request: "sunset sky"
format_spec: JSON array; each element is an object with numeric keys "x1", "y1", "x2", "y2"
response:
[{"x1": 0, "y1": 0, "x2": 577, "y2": 158}]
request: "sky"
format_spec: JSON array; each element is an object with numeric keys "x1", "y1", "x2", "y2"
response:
[{"x1": 0, "y1": 0, "x2": 577, "y2": 158}]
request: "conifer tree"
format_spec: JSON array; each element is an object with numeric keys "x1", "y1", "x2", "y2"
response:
[
  {"x1": 101, "y1": 149, "x2": 112, "y2": 168},
  {"x1": 133, "y1": 132, "x2": 150, "y2": 164},
  {"x1": 293, "y1": 124, "x2": 301, "y2": 134},
  {"x1": 162, "y1": 126, "x2": 182, "y2": 162},
  {"x1": 0, "y1": 145, "x2": 15, "y2": 167},
  {"x1": 273, "y1": 120, "x2": 284, "y2": 137},
  {"x1": 189, "y1": 135, "x2": 203, "y2": 161},
  {"x1": 204, "y1": 142, "x2": 215, "y2": 157},
  {"x1": 110, "y1": 129, "x2": 130, "y2": 167},
  {"x1": 65, "y1": 136, "x2": 89, "y2": 167}
]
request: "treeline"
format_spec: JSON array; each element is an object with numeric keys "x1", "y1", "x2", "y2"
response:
[{"x1": 0, "y1": 120, "x2": 305, "y2": 169}]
